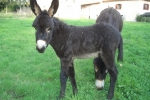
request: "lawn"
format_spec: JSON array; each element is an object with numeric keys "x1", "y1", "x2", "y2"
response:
[{"x1": 0, "y1": 17, "x2": 150, "y2": 100}]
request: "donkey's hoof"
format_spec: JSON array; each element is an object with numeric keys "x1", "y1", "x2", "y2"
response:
[
  {"x1": 57, "y1": 94, "x2": 65, "y2": 100},
  {"x1": 73, "y1": 89, "x2": 78, "y2": 95},
  {"x1": 107, "y1": 95, "x2": 113, "y2": 100},
  {"x1": 57, "y1": 96, "x2": 63, "y2": 100}
]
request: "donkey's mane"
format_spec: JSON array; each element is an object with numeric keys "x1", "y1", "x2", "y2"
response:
[
  {"x1": 53, "y1": 17, "x2": 91, "y2": 28},
  {"x1": 53, "y1": 17, "x2": 68, "y2": 29},
  {"x1": 40, "y1": 10, "x2": 50, "y2": 16},
  {"x1": 52, "y1": 17, "x2": 111, "y2": 35}
]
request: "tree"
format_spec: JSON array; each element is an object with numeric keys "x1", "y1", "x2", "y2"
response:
[
  {"x1": 0, "y1": 0, "x2": 9, "y2": 13},
  {"x1": 8, "y1": 1, "x2": 19, "y2": 12},
  {"x1": 17, "y1": 0, "x2": 29, "y2": 12},
  {"x1": 0, "y1": 0, "x2": 29, "y2": 12}
]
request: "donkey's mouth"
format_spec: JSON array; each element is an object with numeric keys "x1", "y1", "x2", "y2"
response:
[
  {"x1": 36, "y1": 40, "x2": 47, "y2": 53},
  {"x1": 36, "y1": 46, "x2": 46, "y2": 53}
]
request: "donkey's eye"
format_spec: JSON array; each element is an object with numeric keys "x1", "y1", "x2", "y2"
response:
[{"x1": 47, "y1": 27, "x2": 51, "y2": 32}]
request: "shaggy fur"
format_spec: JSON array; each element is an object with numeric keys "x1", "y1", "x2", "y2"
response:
[
  {"x1": 50, "y1": 18, "x2": 122, "y2": 59},
  {"x1": 94, "y1": 7, "x2": 123, "y2": 91},
  {"x1": 30, "y1": 0, "x2": 123, "y2": 100},
  {"x1": 96, "y1": 7, "x2": 123, "y2": 32}
]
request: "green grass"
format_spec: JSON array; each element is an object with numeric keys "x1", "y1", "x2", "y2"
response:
[{"x1": 0, "y1": 17, "x2": 150, "y2": 100}]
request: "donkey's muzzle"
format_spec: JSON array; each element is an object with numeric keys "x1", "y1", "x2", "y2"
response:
[
  {"x1": 36, "y1": 46, "x2": 45, "y2": 53},
  {"x1": 95, "y1": 80, "x2": 104, "y2": 90},
  {"x1": 36, "y1": 40, "x2": 47, "y2": 53}
]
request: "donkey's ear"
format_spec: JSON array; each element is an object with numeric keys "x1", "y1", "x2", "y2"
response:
[
  {"x1": 30, "y1": 0, "x2": 42, "y2": 16},
  {"x1": 48, "y1": 0, "x2": 59, "y2": 17}
]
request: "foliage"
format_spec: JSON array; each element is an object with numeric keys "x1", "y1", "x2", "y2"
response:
[
  {"x1": 0, "y1": 0, "x2": 29, "y2": 12},
  {"x1": 135, "y1": 15, "x2": 141, "y2": 22},
  {"x1": 136, "y1": 15, "x2": 150, "y2": 23},
  {"x1": 0, "y1": 0, "x2": 9, "y2": 3},
  {"x1": 141, "y1": 17, "x2": 146, "y2": 22},
  {"x1": 7, "y1": 1, "x2": 19, "y2": 12},
  {"x1": 0, "y1": 17, "x2": 150, "y2": 100},
  {"x1": 0, "y1": 0, "x2": 8, "y2": 11},
  {"x1": 146, "y1": 17, "x2": 150, "y2": 22}
]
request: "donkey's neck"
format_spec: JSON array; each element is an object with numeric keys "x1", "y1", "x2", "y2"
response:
[
  {"x1": 50, "y1": 18, "x2": 71, "y2": 54},
  {"x1": 52, "y1": 18, "x2": 70, "y2": 34}
]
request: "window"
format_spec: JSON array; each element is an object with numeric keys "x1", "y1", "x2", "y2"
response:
[
  {"x1": 116, "y1": 4, "x2": 122, "y2": 10},
  {"x1": 143, "y1": 4, "x2": 149, "y2": 10}
]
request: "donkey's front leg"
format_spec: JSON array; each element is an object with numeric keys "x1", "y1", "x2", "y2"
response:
[
  {"x1": 58, "y1": 58, "x2": 71, "y2": 99},
  {"x1": 69, "y1": 62, "x2": 78, "y2": 95}
]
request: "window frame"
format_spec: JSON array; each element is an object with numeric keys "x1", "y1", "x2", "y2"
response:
[
  {"x1": 143, "y1": 4, "x2": 149, "y2": 10},
  {"x1": 116, "y1": 4, "x2": 122, "y2": 10}
]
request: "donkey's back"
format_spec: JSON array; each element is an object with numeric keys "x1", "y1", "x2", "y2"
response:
[
  {"x1": 68, "y1": 22, "x2": 121, "y2": 58},
  {"x1": 96, "y1": 7, "x2": 123, "y2": 32}
]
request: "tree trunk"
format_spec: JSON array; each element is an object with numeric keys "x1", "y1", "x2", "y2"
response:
[{"x1": 5, "y1": 5, "x2": 7, "y2": 14}]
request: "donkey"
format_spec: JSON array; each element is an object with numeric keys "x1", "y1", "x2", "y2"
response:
[
  {"x1": 94, "y1": 7, "x2": 123, "y2": 90},
  {"x1": 30, "y1": 0, "x2": 123, "y2": 99},
  {"x1": 96, "y1": 7, "x2": 123, "y2": 32}
]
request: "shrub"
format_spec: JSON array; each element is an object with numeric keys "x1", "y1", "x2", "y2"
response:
[
  {"x1": 141, "y1": 17, "x2": 146, "y2": 22},
  {"x1": 8, "y1": 2, "x2": 19, "y2": 12},
  {"x1": 136, "y1": 15, "x2": 141, "y2": 22},
  {"x1": 146, "y1": 17, "x2": 150, "y2": 22},
  {"x1": 136, "y1": 15, "x2": 150, "y2": 23}
]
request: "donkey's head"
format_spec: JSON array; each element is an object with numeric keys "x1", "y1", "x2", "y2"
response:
[
  {"x1": 30, "y1": 0, "x2": 59, "y2": 53},
  {"x1": 93, "y1": 57, "x2": 108, "y2": 90}
]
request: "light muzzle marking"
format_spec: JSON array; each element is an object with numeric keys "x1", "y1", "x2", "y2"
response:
[
  {"x1": 95, "y1": 79, "x2": 104, "y2": 89},
  {"x1": 36, "y1": 40, "x2": 47, "y2": 49}
]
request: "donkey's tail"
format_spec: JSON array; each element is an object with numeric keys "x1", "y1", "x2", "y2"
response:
[{"x1": 117, "y1": 35, "x2": 123, "y2": 62}]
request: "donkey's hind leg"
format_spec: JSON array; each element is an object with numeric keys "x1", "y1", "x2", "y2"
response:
[
  {"x1": 100, "y1": 49, "x2": 118, "y2": 100},
  {"x1": 69, "y1": 62, "x2": 78, "y2": 95},
  {"x1": 107, "y1": 66, "x2": 118, "y2": 100}
]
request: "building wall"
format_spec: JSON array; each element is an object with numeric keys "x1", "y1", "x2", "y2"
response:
[
  {"x1": 56, "y1": 0, "x2": 81, "y2": 19},
  {"x1": 37, "y1": 0, "x2": 81, "y2": 19},
  {"x1": 102, "y1": 0, "x2": 150, "y2": 21},
  {"x1": 37, "y1": 0, "x2": 150, "y2": 21},
  {"x1": 81, "y1": 3, "x2": 100, "y2": 19}
]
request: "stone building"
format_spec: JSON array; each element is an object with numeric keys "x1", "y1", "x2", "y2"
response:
[{"x1": 37, "y1": 0, "x2": 150, "y2": 21}]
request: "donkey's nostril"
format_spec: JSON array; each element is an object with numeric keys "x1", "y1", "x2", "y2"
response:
[
  {"x1": 95, "y1": 80, "x2": 104, "y2": 90},
  {"x1": 36, "y1": 40, "x2": 47, "y2": 49},
  {"x1": 36, "y1": 46, "x2": 45, "y2": 53},
  {"x1": 97, "y1": 86, "x2": 104, "y2": 90}
]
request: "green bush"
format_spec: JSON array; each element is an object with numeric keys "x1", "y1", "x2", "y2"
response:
[
  {"x1": 7, "y1": 2, "x2": 19, "y2": 12},
  {"x1": 1, "y1": 1, "x2": 19, "y2": 12},
  {"x1": 136, "y1": 15, "x2": 150, "y2": 23},
  {"x1": 141, "y1": 17, "x2": 146, "y2": 22},
  {"x1": 136, "y1": 15, "x2": 141, "y2": 22},
  {"x1": 146, "y1": 17, "x2": 150, "y2": 22}
]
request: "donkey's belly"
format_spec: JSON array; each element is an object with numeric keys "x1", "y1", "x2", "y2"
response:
[{"x1": 73, "y1": 51, "x2": 100, "y2": 59}]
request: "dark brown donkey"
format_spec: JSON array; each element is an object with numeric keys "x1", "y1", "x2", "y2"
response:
[
  {"x1": 30, "y1": 0, "x2": 123, "y2": 100},
  {"x1": 94, "y1": 7, "x2": 123, "y2": 91}
]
